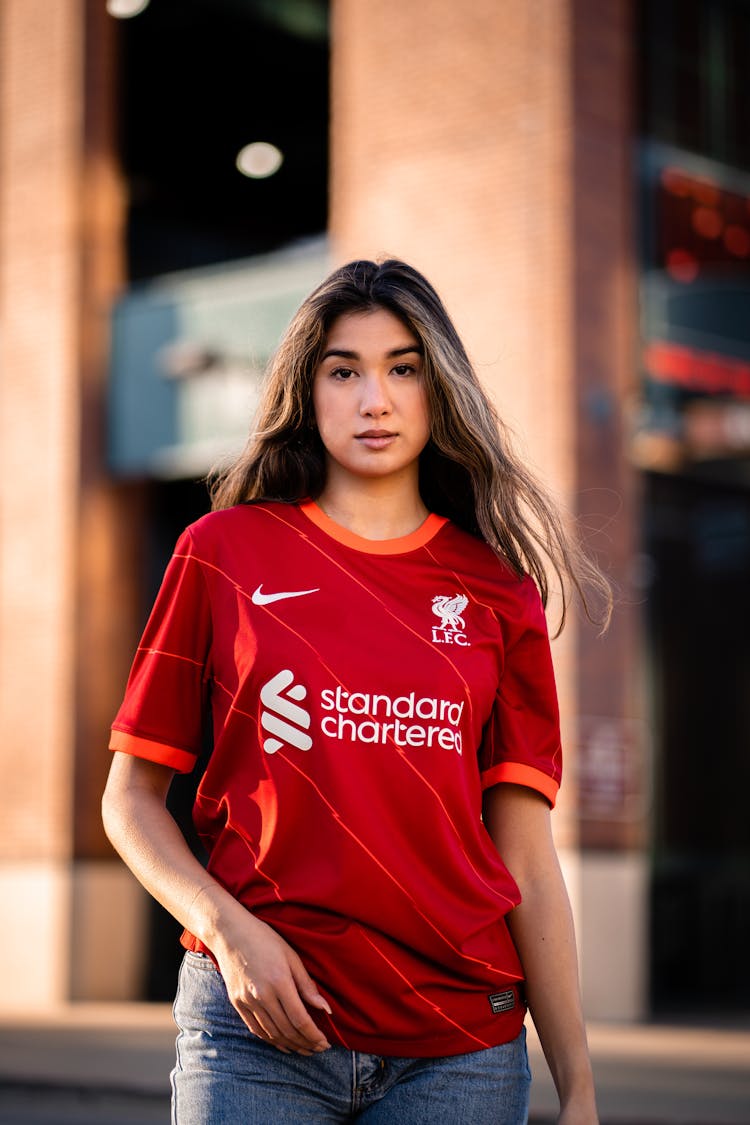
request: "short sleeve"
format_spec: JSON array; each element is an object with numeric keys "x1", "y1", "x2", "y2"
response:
[
  {"x1": 109, "y1": 527, "x2": 212, "y2": 773},
  {"x1": 478, "y1": 577, "x2": 562, "y2": 807}
]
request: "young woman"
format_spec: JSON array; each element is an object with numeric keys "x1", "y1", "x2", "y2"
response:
[{"x1": 103, "y1": 258, "x2": 611, "y2": 1124}]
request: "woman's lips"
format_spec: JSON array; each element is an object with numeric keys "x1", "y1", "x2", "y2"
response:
[{"x1": 355, "y1": 430, "x2": 398, "y2": 449}]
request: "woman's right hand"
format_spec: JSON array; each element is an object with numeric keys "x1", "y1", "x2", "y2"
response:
[
  {"x1": 101, "y1": 753, "x2": 332, "y2": 1056},
  {"x1": 210, "y1": 906, "x2": 333, "y2": 1055}
]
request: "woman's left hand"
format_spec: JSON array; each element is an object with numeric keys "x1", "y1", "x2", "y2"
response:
[{"x1": 557, "y1": 1103, "x2": 599, "y2": 1125}]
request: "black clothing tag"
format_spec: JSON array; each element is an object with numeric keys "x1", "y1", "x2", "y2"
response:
[{"x1": 488, "y1": 989, "x2": 516, "y2": 1014}]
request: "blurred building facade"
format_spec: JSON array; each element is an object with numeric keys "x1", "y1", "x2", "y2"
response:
[{"x1": 0, "y1": 0, "x2": 747, "y2": 1022}]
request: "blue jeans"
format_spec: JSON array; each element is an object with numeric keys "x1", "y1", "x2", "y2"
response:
[{"x1": 171, "y1": 950, "x2": 531, "y2": 1124}]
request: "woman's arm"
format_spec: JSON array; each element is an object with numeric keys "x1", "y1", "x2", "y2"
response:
[
  {"x1": 482, "y1": 783, "x2": 599, "y2": 1125},
  {"x1": 101, "y1": 751, "x2": 331, "y2": 1055}
]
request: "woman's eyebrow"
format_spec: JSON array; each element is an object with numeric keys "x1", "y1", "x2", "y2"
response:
[{"x1": 319, "y1": 345, "x2": 423, "y2": 361}]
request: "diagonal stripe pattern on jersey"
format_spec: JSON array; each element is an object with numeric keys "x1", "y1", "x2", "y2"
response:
[{"x1": 109, "y1": 500, "x2": 563, "y2": 1057}]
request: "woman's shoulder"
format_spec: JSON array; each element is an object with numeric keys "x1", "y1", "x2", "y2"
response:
[
  {"x1": 435, "y1": 519, "x2": 543, "y2": 616},
  {"x1": 179, "y1": 500, "x2": 297, "y2": 549},
  {"x1": 435, "y1": 518, "x2": 521, "y2": 581}
]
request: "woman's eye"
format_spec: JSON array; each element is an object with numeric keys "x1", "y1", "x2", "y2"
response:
[
  {"x1": 331, "y1": 366, "x2": 356, "y2": 380},
  {"x1": 393, "y1": 363, "x2": 416, "y2": 377}
]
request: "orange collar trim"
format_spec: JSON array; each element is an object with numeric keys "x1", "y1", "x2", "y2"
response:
[{"x1": 299, "y1": 501, "x2": 447, "y2": 556}]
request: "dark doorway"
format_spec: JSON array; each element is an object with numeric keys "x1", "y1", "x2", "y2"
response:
[
  {"x1": 645, "y1": 469, "x2": 750, "y2": 1017},
  {"x1": 115, "y1": 0, "x2": 329, "y2": 281},
  {"x1": 111, "y1": 0, "x2": 330, "y2": 1000},
  {"x1": 140, "y1": 479, "x2": 213, "y2": 1002}
]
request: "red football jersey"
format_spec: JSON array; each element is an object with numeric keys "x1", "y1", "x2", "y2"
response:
[{"x1": 110, "y1": 500, "x2": 562, "y2": 1056}]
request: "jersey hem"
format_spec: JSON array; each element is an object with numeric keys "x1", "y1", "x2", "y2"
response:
[
  {"x1": 109, "y1": 728, "x2": 197, "y2": 773},
  {"x1": 180, "y1": 929, "x2": 526, "y2": 1057},
  {"x1": 481, "y1": 761, "x2": 560, "y2": 807},
  {"x1": 321, "y1": 1006, "x2": 526, "y2": 1057}
]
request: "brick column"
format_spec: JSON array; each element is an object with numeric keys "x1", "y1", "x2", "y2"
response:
[
  {"x1": 331, "y1": 0, "x2": 578, "y2": 835},
  {"x1": 330, "y1": 0, "x2": 645, "y2": 1019},
  {"x1": 0, "y1": 0, "x2": 147, "y2": 1009},
  {"x1": 0, "y1": 0, "x2": 84, "y2": 1008},
  {"x1": 570, "y1": 0, "x2": 647, "y2": 1019}
]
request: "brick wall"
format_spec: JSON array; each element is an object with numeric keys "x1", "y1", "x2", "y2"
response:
[
  {"x1": 0, "y1": 0, "x2": 83, "y2": 863},
  {"x1": 330, "y1": 0, "x2": 646, "y2": 1018},
  {"x1": 0, "y1": 0, "x2": 147, "y2": 1006},
  {"x1": 331, "y1": 0, "x2": 584, "y2": 845}
]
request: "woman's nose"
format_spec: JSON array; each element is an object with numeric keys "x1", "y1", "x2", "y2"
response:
[{"x1": 360, "y1": 373, "x2": 392, "y2": 416}]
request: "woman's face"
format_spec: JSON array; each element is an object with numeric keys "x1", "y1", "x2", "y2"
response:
[{"x1": 312, "y1": 308, "x2": 431, "y2": 489}]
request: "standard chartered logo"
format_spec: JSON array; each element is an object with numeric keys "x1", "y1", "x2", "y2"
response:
[
  {"x1": 260, "y1": 669, "x2": 312, "y2": 754},
  {"x1": 321, "y1": 686, "x2": 464, "y2": 755},
  {"x1": 259, "y1": 671, "x2": 465, "y2": 756}
]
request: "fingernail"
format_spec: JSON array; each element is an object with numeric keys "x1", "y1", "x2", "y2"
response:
[{"x1": 313, "y1": 992, "x2": 333, "y2": 1016}]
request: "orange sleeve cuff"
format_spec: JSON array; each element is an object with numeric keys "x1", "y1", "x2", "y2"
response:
[
  {"x1": 109, "y1": 728, "x2": 197, "y2": 773},
  {"x1": 481, "y1": 761, "x2": 559, "y2": 808}
]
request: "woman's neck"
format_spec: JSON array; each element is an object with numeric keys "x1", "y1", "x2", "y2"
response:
[{"x1": 315, "y1": 477, "x2": 429, "y2": 541}]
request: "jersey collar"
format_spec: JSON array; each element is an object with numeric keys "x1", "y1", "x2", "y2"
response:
[{"x1": 299, "y1": 501, "x2": 447, "y2": 556}]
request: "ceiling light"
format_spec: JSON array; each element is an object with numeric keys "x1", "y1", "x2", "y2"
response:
[
  {"x1": 236, "y1": 142, "x2": 284, "y2": 179},
  {"x1": 106, "y1": 0, "x2": 151, "y2": 18}
]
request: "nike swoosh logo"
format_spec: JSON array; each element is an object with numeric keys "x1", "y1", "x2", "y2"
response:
[{"x1": 252, "y1": 584, "x2": 319, "y2": 606}]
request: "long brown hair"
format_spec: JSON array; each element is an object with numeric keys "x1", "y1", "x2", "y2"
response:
[{"x1": 209, "y1": 258, "x2": 612, "y2": 634}]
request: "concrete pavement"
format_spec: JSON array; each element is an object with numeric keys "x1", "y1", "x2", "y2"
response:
[{"x1": 0, "y1": 1004, "x2": 748, "y2": 1123}]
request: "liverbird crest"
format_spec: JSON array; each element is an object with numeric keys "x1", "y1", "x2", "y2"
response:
[{"x1": 432, "y1": 594, "x2": 469, "y2": 632}]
